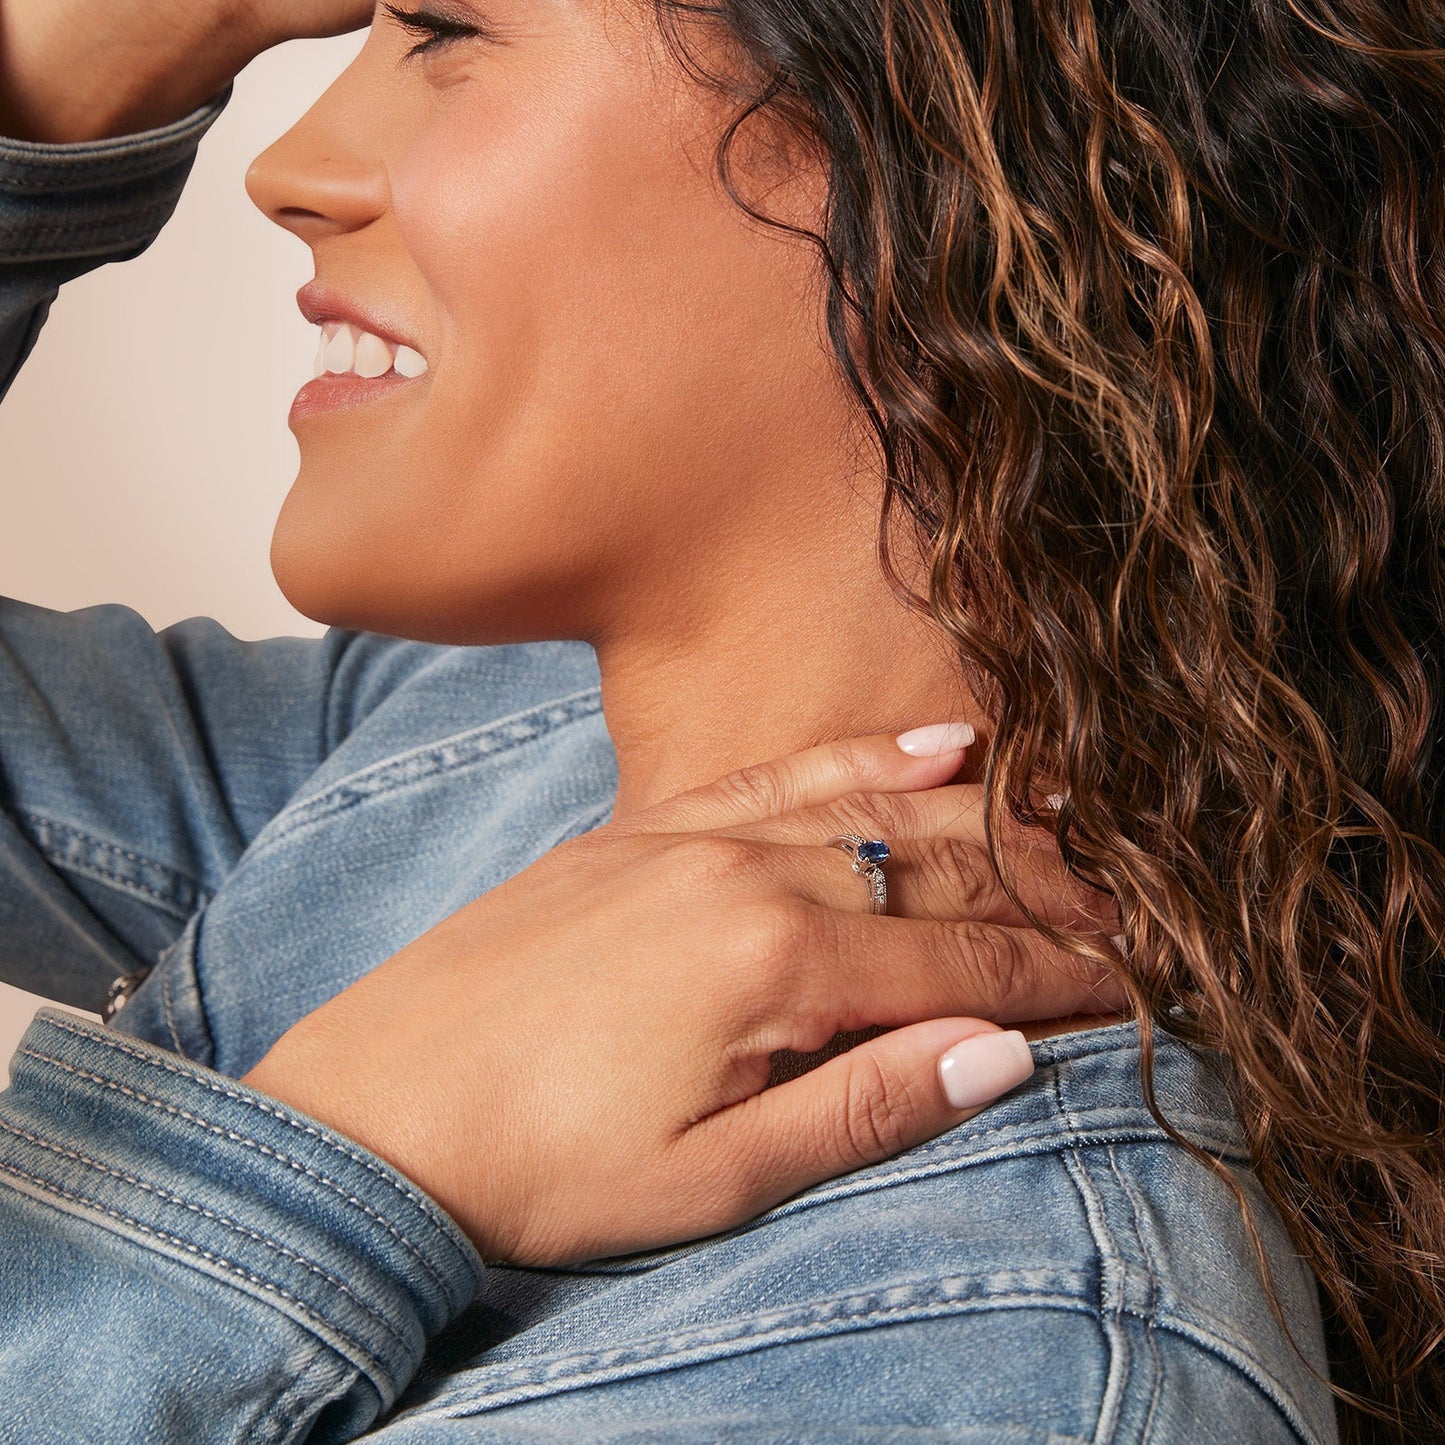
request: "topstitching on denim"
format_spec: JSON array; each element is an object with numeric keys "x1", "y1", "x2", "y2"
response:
[
  {"x1": 29, "y1": 1015, "x2": 474, "y2": 1305},
  {"x1": 411, "y1": 1279, "x2": 1109, "y2": 1422},
  {"x1": 15, "y1": 807, "x2": 214, "y2": 918},
  {"x1": 0, "y1": 201, "x2": 196, "y2": 263},
  {"x1": 0, "y1": 1155, "x2": 394, "y2": 1388},
  {"x1": 244, "y1": 685, "x2": 605, "y2": 859},
  {"x1": 1104, "y1": 1143, "x2": 1166, "y2": 1441},
  {"x1": 0, "y1": 1112, "x2": 414, "y2": 1360},
  {"x1": 252, "y1": 1347, "x2": 357, "y2": 1445},
  {"x1": 0, "y1": 88, "x2": 229, "y2": 187}
]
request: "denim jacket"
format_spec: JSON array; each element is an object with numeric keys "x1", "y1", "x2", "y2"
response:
[{"x1": 0, "y1": 93, "x2": 1338, "y2": 1443}]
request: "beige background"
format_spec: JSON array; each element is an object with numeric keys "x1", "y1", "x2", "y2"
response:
[{"x1": 0, "y1": 33, "x2": 366, "y2": 1079}]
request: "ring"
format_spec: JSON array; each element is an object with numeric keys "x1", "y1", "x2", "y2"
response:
[{"x1": 827, "y1": 833, "x2": 891, "y2": 915}]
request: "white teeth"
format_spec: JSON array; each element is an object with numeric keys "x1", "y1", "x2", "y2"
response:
[
  {"x1": 311, "y1": 322, "x2": 428, "y2": 380},
  {"x1": 394, "y1": 345, "x2": 428, "y2": 378},
  {"x1": 323, "y1": 322, "x2": 357, "y2": 375},
  {"x1": 354, "y1": 330, "x2": 393, "y2": 379}
]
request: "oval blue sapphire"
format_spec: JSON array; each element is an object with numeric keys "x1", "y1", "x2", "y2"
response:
[{"x1": 857, "y1": 840, "x2": 890, "y2": 865}]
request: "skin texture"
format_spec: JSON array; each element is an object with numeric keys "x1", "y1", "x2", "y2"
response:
[{"x1": 244, "y1": 0, "x2": 984, "y2": 817}]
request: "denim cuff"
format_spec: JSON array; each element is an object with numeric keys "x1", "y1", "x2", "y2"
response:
[
  {"x1": 0, "y1": 1007, "x2": 485, "y2": 1409},
  {"x1": 0, "y1": 88, "x2": 231, "y2": 262}
]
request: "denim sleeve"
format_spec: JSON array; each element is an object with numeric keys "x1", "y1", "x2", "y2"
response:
[
  {"x1": 0, "y1": 1007, "x2": 486, "y2": 1444},
  {"x1": 0, "y1": 88, "x2": 230, "y2": 398},
  {"x1": 0, "y1": 597, "x2": 424, "y2": 1011}
]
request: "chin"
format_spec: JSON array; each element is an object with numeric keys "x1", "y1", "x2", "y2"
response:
[{"x1": 268, "y1": 515, "x2": 584, "y2": 649}]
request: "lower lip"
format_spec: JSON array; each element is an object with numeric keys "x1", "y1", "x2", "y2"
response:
[{"x1": 289, "y1": 371, "x2": 421, "y2": 425}]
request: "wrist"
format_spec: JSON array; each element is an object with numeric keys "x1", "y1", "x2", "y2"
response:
[
  {"x1": 0, "y1": 1, "x2": 257, "y2": 143},
  {"x1": 240, "y1": 1004, "x2": 505, "y2": 1257}
]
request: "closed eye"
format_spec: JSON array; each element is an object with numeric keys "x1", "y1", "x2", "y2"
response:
[{"x1": 382, "y1": 3, "x2": 494, "y2": 60}]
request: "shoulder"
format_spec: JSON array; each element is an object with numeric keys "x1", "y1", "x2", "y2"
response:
[{"x1": 378, "y1": 1026, "x2": 1338, "y2": 1445}]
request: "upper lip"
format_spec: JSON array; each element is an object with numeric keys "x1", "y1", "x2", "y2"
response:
[{"x1": 296, "y1": 281, "x2": 423, "y2": 353}]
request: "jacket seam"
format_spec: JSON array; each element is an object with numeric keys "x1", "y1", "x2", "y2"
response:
[
  {"x1": 256, "y1": 1349, "x2": 355, "y2": 1445},
  {"x1": 16, "y1": 808, "x2": 211, "y2": 918},
  {"x1": 0, "y1": 89, "x2": 227, "y2": 170},
  {"x1": 404, "y1": 1290, "x2": 1324, "y2": 1438},
  {"x1": 18, "y1": 1036, "x2": 467, "y2": 1308},
  {"x1": 1106, "y1": 1142, "x2": 1165, "y2": 1442},
  {"x1": 1052, "y1": 1068, "x2": 1128, "y2": 1445},
  {"x1": 1147, "y1": 1316, "x2": 1326, "y2": 1445},
  {"x1": 162, "y1": 952, "x2": 186, "y2": 1055},
  {"x1": 417, "y1": 1291, "x2": 1106, "y2": 1421},
  {"x1": 251, "y1": 685, "x2": 605, "y2": 855},
  {"x1": 0, "y1": 1116, "x2": 413, "y2": 1358},
  {"x1": 0, "y1": 1157, "x2": 389, "y2": 1385},
  {"x1": 0, "y1": 202, "x2": 186, "y2": 260},
  {"x1": 525, "y1": 1116, "x2": 1250, "y2": 1281},
  {"x1": 0, "y1": 163, "x2": 193, "y2": 190}
]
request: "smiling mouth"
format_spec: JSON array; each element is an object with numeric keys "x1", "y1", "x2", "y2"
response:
[{"x1": 313, "y1": 321, "x2": 429, "y2": 380}]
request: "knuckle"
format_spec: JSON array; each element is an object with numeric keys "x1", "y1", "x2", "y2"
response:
[
  {"x1": 923, "y1": 837, "x2": 997, "y2": 916},
  {"x1": 938, "y1": 920, "x2": 1018, "y2": 1011},
  {"x1": 713, "y1": 759, "x2": 793, "y2": 818},
  {"x1": 729, "y1": 897, "x2": 819, "y2": 976},
  {"x1": 969, "y1": 925, "x2": 1030, "y2": 1013},
  {"x1": 825, "y1": 789, "x2": 913, "y2": 843},
  {"x1": 669, "y1": 834, "x2": 770, "y2": 895},
  {"x1": 837, "y1": 1054, "x2": 921, "y2": 1168}
]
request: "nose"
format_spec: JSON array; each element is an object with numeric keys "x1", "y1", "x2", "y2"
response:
[{"x1": 245, "y1": 67, "x2": 389, "y2": 244}]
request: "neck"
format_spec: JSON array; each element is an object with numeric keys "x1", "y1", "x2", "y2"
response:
[{"x1": 594, "y1": 482, "x2": 980, "y2": 823}]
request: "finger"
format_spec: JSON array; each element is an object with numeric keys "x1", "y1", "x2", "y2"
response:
[
  {"x1": 783, "y1": 905, "x2": 1129, "y2": 1030},
  {"x1": 617, "y1": 723, "x2": 978, "y2": 836},
  {"x1": 720, "y1": 781, "x2": 987, "y2": 847},
  {"x1": 753, "y1": 834, "x2": 1116, "y2": 933},
  {"x1": 718, "y1": 788, "x2": 1122, "y2": 935},
  {"x1": 688, "y1": 1020, "x2": 1035, "y2": 1221}
]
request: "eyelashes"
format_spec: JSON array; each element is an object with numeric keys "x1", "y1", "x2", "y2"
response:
[{"x1": 381, "y1": 3, "x2": 493, "y2": 60}]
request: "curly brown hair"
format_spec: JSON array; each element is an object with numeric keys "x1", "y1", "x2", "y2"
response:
[{"x1": 654, "y1": 0, "x2": 1445, "y2": 1436}]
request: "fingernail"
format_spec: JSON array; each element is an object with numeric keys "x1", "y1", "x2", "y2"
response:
[
  {"x1": 896, "y1": 721, "x2": 976, "y2": 756},
  {"x1": 938, "y1": 1029, "x2": 1035, "y2": 1110}
]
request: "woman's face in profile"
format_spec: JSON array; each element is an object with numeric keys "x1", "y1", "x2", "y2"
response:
[{"x1": 245, "y1": 0, "x2": 857, "y2": 646}]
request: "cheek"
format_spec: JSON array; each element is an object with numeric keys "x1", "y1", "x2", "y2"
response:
[
  {"x1": 275, "y1": 59, "x2": 840, "y2": 641},
  {"x1": 390, "y1": 95, "x2": 682, "y2": 403},
  {"x1": 392, "y1": 96, "x2": 830, "y2": 535}
]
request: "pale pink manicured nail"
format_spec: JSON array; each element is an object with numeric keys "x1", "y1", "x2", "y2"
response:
[
  {"x1": 938, "y1": 1030, "x2": 1035, "y2": 1110},
  {"x1": 896, "y1": 721, "x2": 976, "y2": 756}
]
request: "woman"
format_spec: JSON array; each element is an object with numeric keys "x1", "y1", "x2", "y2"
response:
[{"x1": 0, "y1": 0, "x2": 1440, "y2": 1440}]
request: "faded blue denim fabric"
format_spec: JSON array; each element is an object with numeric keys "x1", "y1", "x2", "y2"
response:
[{"x1": 0, "y1": 96, "x2": 1339, "y2": 1442}]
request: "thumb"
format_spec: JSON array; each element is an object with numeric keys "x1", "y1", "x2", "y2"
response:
[
  {"x1": 693, "y1": 1020, "x2": 1036, "y2": 1221},
  {"x1": 621, "y1": 722, "x2": 979, "y2": 836}
]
